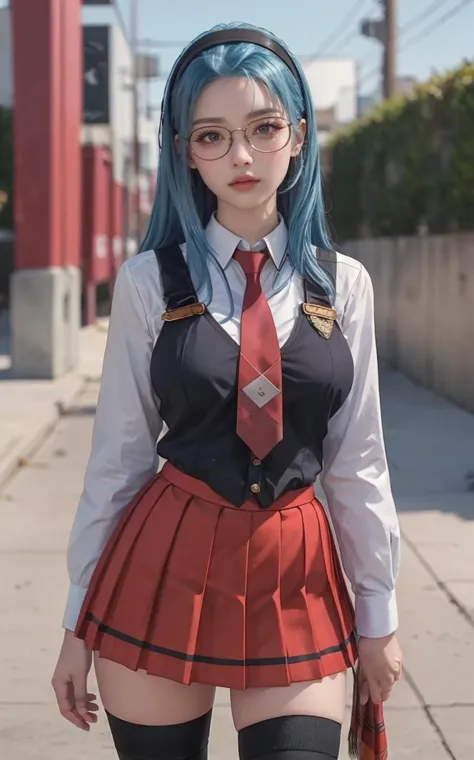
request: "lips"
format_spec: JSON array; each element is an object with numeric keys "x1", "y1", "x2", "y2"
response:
[
  {"x1": 229, "y1": 177, "x2": 261, "y2": 192},
  {"x1": 229, "y1": 176, "x2": 260, "y2": 186}
]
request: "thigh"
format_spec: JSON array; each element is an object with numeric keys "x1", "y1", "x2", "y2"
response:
[
  {"x1": 230, "y1": 672, "x2": 347, "y2": 732},
  {"x1": 94, "y1": 653, "x2": 216, "y2": 725}
]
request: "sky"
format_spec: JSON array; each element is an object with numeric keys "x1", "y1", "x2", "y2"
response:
[
  {"x1": 2, "y1": 0, "x2": 474, "y2": 105},
  {"x1": 79, "y1": 0, "x2": 474, "y2": 105}
]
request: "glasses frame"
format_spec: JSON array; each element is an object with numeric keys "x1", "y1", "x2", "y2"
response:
[{"x1": 184, "y1": 118, "x2": 294, "y2": 161}]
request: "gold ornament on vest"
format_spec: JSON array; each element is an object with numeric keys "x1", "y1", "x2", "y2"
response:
[{"x1": 302, "y1": 303, "x2": 337, "y2": 340}]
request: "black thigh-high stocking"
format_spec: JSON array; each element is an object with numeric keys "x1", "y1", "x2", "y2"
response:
[
  {"x1": 105, "y1": 709, "x2": 212, "y2": 760},
  {"x1": 238, "y1": 715, "x2": 342, "y2": 760}
]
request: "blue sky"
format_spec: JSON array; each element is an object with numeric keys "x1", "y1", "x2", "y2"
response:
[
  {"x1": 82, "y1": 0, "x2": 474, "y2": 102},
  {"x1": 3, "y1": 0, "x2": 474, "y2": 102}
]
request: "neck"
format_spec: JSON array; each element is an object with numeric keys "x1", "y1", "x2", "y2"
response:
[{"x1": 215, "y1": 197, "x2": 279, "y2": 246}]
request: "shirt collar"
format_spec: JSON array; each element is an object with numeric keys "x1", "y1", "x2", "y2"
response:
[{"x1": 205, "y1": 213, "x2": 288, "y2": 270}]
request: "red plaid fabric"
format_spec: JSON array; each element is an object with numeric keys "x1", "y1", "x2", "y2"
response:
[{"x1": 348, "y1": 665, "x2": 388, "y2": 760}]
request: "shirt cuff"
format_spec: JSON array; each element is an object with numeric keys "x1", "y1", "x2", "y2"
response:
[
  {"x1": 62, "y1": 583, "x2": 88, "y2": 632},
  {"x1": 355, "y1": 589, "x2": 399, "y2": 638}
]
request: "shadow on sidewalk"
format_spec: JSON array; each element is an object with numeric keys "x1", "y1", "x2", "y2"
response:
[{"x1": 380, "y1": 368, "x2": 474, "y2": 521}]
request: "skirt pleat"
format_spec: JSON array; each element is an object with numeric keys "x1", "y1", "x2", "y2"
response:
[
  {"x1": 75, "y1": 476, "x2": 169, "y2": 645},
  {"x1": 142, "y1": 495, "x2": 223, "y2": 683},
  {"x1": 244, "y1": 510, "x2": 288, "y2": 687},
  {"x1": 75, "y1": 462, "x2": 358, "y2": 689},
  {"x1": 280, "y1": 505, "x2": 323, "y2": 679},
  {"x1": 192, "y1": 504, "x2": 252, "y2": 687},
  {"x1": 308, "y1": 501, "x2": 355, "y2": 674},
  {"x1": 314, "y1": 500, "x2": 356, "y2": 648},
  {"x1": 106, "y1": 483, "x2": 192, "y2": 671}
]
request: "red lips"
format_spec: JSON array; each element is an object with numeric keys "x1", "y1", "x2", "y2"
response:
[{"x1": 229, "y1": 175, "x2": 260, "y2": 185}]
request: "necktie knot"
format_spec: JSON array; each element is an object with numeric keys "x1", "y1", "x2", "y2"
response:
[{"x1": 234, "y1": 248, "x2": 268, "y2": 277}]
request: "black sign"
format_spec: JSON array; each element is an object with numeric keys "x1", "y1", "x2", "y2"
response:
[
  {"x1": 82, "y1": 1, "x2": 114, "y2": 5},
  {"x1": 83, "y1": 25, "x2": 110, "y2": 125}
]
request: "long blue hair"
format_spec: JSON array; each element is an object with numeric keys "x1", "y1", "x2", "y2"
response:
[{"x1": 141, "y1": 22, "x2": 334, "y2": 303}]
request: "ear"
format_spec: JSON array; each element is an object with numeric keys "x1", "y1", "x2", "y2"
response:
[
  {"x1": 290, "y1": 118, "x2": 306, "y2": 157},
  {"x1": 174, "y1": 133, "x2": 197, "y2": 169}
]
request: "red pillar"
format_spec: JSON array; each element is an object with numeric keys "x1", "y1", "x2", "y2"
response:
[
  {"x1": 61, "y1": 0, "x2": 82, "y2": 271},
  {"x1": 12, "y1": 0, "x2": 81, "y2": 269},
  {"x1": 11, "y1": 0, "x2": 82, "y2": 377},
  {"x1": 13, "y1": 0, "x2": 60, "y2": 269}
]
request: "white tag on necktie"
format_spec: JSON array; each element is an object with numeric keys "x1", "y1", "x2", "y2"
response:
[{"x1": 242, "y1": 375, "x2": 281, "y2": 408}]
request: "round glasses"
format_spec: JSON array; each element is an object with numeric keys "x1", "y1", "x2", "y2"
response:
[{"x1": 186, "y1": 117, "x2": 293, "y2": 161}]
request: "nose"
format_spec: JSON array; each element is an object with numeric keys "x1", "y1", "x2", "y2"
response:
[{"x1": 229, "y1": 131, "x2": 253, "y2": 166}]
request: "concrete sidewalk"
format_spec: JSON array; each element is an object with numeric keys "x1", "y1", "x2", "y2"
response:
[
  {"x1": 0, "y1": 314, "x2": 473, "y2": 758},
  {"x1": 0, "y1": 311, "x2": 108, "y2": 489}
]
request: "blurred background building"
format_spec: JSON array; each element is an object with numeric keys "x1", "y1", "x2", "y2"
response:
[
  {"x1": 0, "y1": 2, "x2": 158, "y2": 331},
  {"x1": 302, "y1": 58, "x2": 358, "y2": 147}
]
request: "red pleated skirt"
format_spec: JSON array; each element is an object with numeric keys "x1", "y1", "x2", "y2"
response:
[
  {"x1": 75, "y1": 462, "x2": 357, "y2": 688},
  {"x1": 75, "y1": 462, "x2": 389, "y2": 758}
]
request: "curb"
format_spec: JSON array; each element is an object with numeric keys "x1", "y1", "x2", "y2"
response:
[{"x1": 0, "y1": 374, "x2": 88, "y2": 490}]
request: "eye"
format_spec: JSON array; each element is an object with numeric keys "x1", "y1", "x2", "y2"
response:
[
  {"x1": 252, "y1": 119, "x2": 287, "y2": 138},
  {"x1": 192, "y1": 128, "x2": 226, "y2": 144},
  {"x1": 256, "y1": 122, "x2": 277, "y2": 134}
]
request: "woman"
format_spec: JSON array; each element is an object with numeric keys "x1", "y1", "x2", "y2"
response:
[{"x1": 52, "y1": 23, "x2": 402, "y2": 760}]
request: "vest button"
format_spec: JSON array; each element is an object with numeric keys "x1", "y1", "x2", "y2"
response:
[
  {"x1": 252, "y1": 458, "x2": 261, "y2": 466},
  {"x1": 250, "y1": 483, "x2": 261, "y2": 494}
]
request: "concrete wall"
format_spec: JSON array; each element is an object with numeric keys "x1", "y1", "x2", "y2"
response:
[{"x1": 343, "y1": 235, "x2": 474, "y2": 413}]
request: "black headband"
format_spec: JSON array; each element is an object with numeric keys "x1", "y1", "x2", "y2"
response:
[
  {"x1": 168, "y1": 29, "x2": 302, "y2": 92},
  {"x1": 159, "y1": 29, "x2": 304, "y2": 144}
]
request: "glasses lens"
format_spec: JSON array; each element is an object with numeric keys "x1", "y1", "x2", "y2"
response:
[
  {"x1": 188, "y1": 118, "x2": 291, "y2": 160},
  {"x1": 246, "y1": 118, "x2": 291, "y2": 153},
  {"x1": 189, "y1": 126, "x2": 231, "y2": 160}
]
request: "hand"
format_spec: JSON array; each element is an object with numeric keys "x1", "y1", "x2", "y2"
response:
[
  {"x1": 358, "y1": 633, "x2": 403, "y2": 705},
  {"x1": 51, "y1": 629, "x2": 99, "y2": 731}
]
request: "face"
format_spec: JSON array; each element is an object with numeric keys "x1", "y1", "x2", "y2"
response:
[{"x1": 182, "y1": 77, "x2": 305, "y2": 215}]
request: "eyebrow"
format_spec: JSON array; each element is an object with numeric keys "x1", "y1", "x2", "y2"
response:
[{"x1": 191, "y1": 108, "x2": 283, "y2": 127}]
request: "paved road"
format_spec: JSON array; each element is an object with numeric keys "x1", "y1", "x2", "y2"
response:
[{"x1": 1, "y1": 371, "x2": 473, "y2": 758}]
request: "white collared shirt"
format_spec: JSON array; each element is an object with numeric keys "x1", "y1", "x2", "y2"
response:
[{"x1": 63, "y1": 214, "x2": 400, "y2": 639}]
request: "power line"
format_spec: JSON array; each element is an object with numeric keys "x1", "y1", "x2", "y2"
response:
[
  {"x1": 357, "y1": 0, "x2": 450, "y2": 76},
  {"x1": 358, "y1": 62, "x2": 381, "y2": 89},
  {"x1": 110, "y1": 0, "x2": 131, "y2": 45},
  {"x1": 358, "y1": 0, "x2": 474, "y2": 88},
  {"x1": 306, "y1": 0, "x2": 377, "y2": 60},
  {"x1": 357, "y1": 49, "x2": 378, "y2": 71},
  {"x1": 399, "y1": 0, "x2": 451, "y2": 34},
  {"x1": 357, "y1": 0, "x2": 442, "y2": 76},
  {"x1": 358, "y1": 0, "x2": 451, "y2": 72},
  {"x1": 402, "y1": 0, "x2": 474, "y2": 50}
]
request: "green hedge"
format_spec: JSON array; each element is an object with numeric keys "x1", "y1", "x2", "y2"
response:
[
  {"x1": 0, "y1": 107, "x2": 13, "y2": 230},
  {"x1": 327, "y1": 61, "x2": 474, "y2": 241}
]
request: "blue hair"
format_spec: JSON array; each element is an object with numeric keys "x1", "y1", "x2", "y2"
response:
[{"x1": 141, "y1": 22, "x2": 335, "y2": 304}]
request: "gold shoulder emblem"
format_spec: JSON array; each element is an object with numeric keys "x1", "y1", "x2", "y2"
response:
[
  {"x1": 302, "y1": 303, "x2": 337, "y2": 340},
  {"x1": 162, "y1": 303, "x2": 206, "y2": 321}
]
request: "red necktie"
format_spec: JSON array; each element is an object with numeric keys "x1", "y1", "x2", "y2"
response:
[{"x1": 234, "y1": 249, "x2": 283, "y2": 460}]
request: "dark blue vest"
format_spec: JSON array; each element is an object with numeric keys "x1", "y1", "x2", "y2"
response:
[{"x1": 150, "y1": 245, "x2": 354, "y2": 508}]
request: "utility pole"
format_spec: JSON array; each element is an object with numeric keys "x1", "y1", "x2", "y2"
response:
[
  {"x1": 383, "y1": 0, "x2": 397, "y2": 99},
  {"x1": 361, "y1": 0, "x2": 397, "y2": 100}
]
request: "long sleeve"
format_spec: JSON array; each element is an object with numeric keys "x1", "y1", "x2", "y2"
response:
[
  {"x1": 320, "y1": 264, "x2": 400, "y2": 639},
  {"x1": 62, "y1": 262, "x2": 163, "y2": 632}
]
